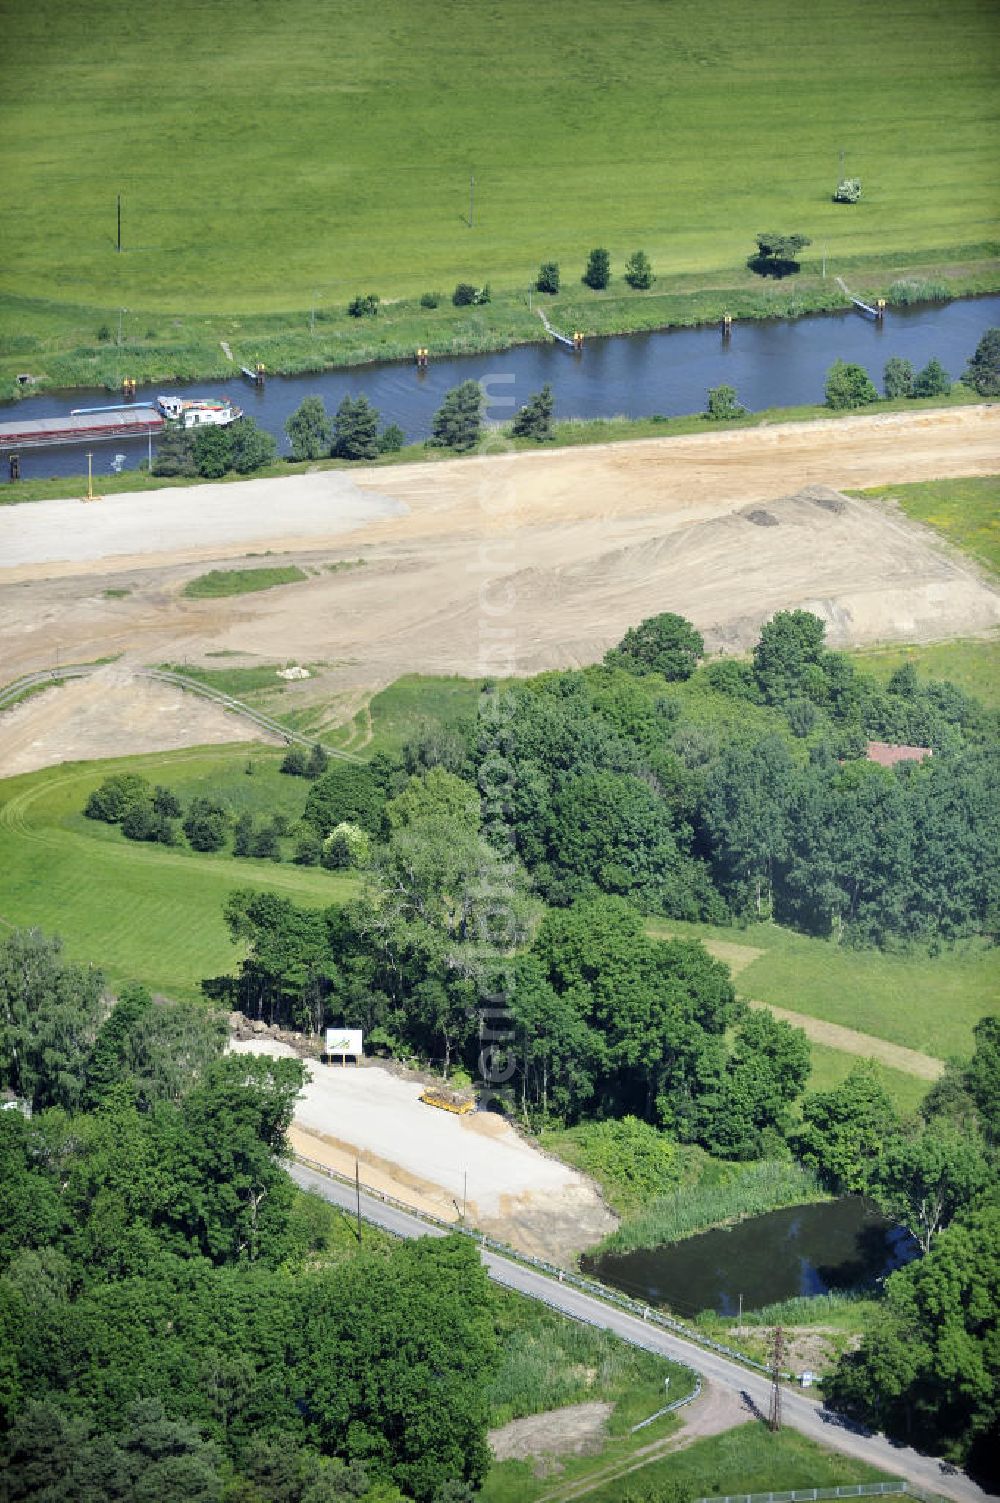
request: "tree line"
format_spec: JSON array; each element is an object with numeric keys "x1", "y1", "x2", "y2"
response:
[{"x1": 0, "y1": 930, "x2": 495, "y2": 1503}]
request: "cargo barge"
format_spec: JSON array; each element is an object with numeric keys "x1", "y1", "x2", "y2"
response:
[{"x1": 0, "y1": 405, "x2": 164, "y2": 451}]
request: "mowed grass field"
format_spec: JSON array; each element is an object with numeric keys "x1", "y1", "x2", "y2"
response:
[
  {"x1": 2, "y1": 0, "x2": 998, "y2": 320},
  {"x1": 651, "y1": 918, "x2": 999, "y2": 1062},
  {"x1": 0, "y1": 746, "x2": 357, "y2": 999}
]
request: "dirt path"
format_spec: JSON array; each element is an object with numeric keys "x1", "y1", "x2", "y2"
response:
[
  {"x1": 744, "y1": 997, "x2": 945, "y2": 1079},
  {"x1": 535, "y1": 1381, "x2": 751, "y2": 1503},
  {"x1": 2, "y1": 406, "x2": 998, "y2": 774}
]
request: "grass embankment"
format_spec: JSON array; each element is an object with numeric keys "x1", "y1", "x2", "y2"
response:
[
  {"x1": 1, "y1": 386, "x2": 991, "y2": 507},
  {"x1": 566, "y1": 1426, "x2": 898, "y2": 1503},
  {"x1": 2, "y1": 0, "x2": 998, "y2": 392},
  {"x1": 592, "y1": 1159, "x2": 825, "y2": 1256},
  {"x1": 484, "y1": 1293, "x2": 896, "y2": 1501},
  {"x1": 181, "y1": 566, "x2": 308, "y2": 599},
  {"x1": 856, "y1": 473, "x2": 1000, "y2": 576},
  {"x1": 0, "y1": 747, "x2": 357, "y2": 999}
]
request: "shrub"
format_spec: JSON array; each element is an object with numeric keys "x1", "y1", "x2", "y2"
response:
[
  {"x1": 475, "y1": 283, "x2": 491, "y2": 305},
  {"x1": 347, "y1": 293, "x2": 380, "y2": 318},
  {"x1": 152, "y1": 786, "x2": 182, "y2": 819},
  {"x1": 536, "y1": 262, "x2": 560, "y2": 294},
  {"x1": 96, "y1": 324, "x2": 112, "y2": 342},
  {"x1": 748, "y1": 232, "x2": 811, "y2": 278},
  {"x1": 624, "y1": 250, "x2": 654, "y2": 290},
  {"x1": 705, "y1": 384, "x2": 745, "y2": 421},
  {"x1": 562, "y1": 1117, "x2": 679, "y2": 1209},
  {"x1": 964, "y1": 327, "x2": 1000, "y2": 396},
  {"x1": 511, "y1": 384, "x2": 554, "y2": 442},
  {"x1": 121, "y1": 806, "x2": 177, "y2": 844},
  {"x1": 152, "y1": 425, "x2": 196, "y2": 478},
  {"x1": 182, "y1": 797, "x2": 228, "y2": 852},
  {"x1": 280, "y1": 747, "x2": 310, "y2": 777},
  {"x1": 429, "y1": 380, "x2": 483, "y2": 451},
  {"x1": 378, "y1": 423, "x2": 406, "y2": 453},
  {"x1": 606, "y1": 612, "x2": 704, "y2": 681},
  {"x1": 332, "y1": 394, "x2": 380, "y2": 461},
  {"x1": 285, "y1": 396, "x2": 332, "y2": 461},
  {"x1": 882, "y1": 356, "x2": 914, "y2": 400},
  {"x1": 84, "y1": 774, "x2": 151, "y2": 823},
  {"x1": 912, "y1": 357, "x2": 951, "y2": 398},
  {"x1": 233, "y1": 812, "x2": 255, "y2": 857},
  {"x1": 251, "y1": 822, "x2": 282, "y2": 861},
  {"x1": 230, "y1": 417, "x2": 277, "y2": 474},
  {"x1": 193, "y1": 425, "x2": 234, "y2": 479},
  {"x1": 419, "y1": 291, "x2": 441, "y2": 308},
  {"x1": 452, "y1": 283, "x2": 477, "y2": 307},
  {"x1": 583, "y1": 248, "x2": 611, "y2": 290},
  {"x1": 306, "y1": 744, "x2": 329, "y2": 779},
  {"x1": 787, "y1": 697, "x2": 820, "y2": 737},
  {"x1": 824, "y1": 359, "x2": 879, "y2": 410},
  {"x1": 322, "y1": 821, "x2": 371, "y2": 869},
  {"x1": 304, "y1": 762, "x2": 385, "y2": 834},
  {"x1": 294, "y1": 828, "x2": 323, "y2": 865}
]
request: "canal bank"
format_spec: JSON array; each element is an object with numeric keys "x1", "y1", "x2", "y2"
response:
[{"x1": 2, "y1": 293, "x2": 997, "y2": 488}]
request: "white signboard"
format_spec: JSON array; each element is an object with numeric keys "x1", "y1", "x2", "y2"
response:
[{"x1": 325, "y1": 1028, "x2": 363, "y2": 1058}]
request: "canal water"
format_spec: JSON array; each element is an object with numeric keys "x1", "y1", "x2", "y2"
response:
[
  {"x1": 581, "y1": 1197, "x2": 917, "y2": 1318},
  {"x1": 4, "y1": 294, "x2": 998, "y2": 481}
]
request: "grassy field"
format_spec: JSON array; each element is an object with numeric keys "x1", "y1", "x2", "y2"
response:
[
  {"x1": 483, "y1": 1421, "x2": 896, "y2": 1503},
  {"x1": 181, "y1": 566, "x2": 308, "y2": 599},
  {"x1": 856, "y1": 473, "x2": 1000, "y2": 576},
  {"x1": 0, "y1": 746, "x2": 357, "y2": 998},
  {"x1": 1, "y1": 0, "x2": 998, "y2": 387},
  {"x1": 651, "y1": 918, "x2": 999, "y2": 1062},
  {"x1": 850, "y1": 634, "x2": 1000, "y2": 711}
]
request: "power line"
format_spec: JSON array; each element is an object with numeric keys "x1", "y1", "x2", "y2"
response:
[{"x1": 768, "y1": 1324, "x2": 785, "y2": 1432}]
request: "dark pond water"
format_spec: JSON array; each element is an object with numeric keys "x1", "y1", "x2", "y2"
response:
[
  {"x1": 582, "y1": 1197, "x2": 917, "y2": 1318},
  {"x1": 4, "y1": 294, "x2": 998, "y2": 481}
]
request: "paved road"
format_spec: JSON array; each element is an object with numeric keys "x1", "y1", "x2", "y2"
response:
[{"x1": 289, "y1": 1161, "x2": 995, "y2": 1503}]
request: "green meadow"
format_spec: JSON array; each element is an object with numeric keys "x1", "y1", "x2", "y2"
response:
[
  {"x1": 652, "y1": 917, "x2": 999, "y2": 1062},
  {"x1": 2, "y1": 0, "x2": 998, "y2": 386},
  {"x1": 0, "y1": 746, "x2": 356, "y2": 999},
  {"x1": 856, "y1": 474, "x2": 1000, "y2": 577}
]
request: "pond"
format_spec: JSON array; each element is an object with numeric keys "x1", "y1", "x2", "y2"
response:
[
  {"x1": 4, "y1": 293, "x2": 998, "y2": 482},
  {"x1": 581, "y1": 1197, "x2": 917, "y2": 1318}
]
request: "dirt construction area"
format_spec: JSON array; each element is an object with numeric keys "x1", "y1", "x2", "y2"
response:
[
  {"x1": 229, "y1": 1039, "x2": 616, "y2": 1263},
  {"x1": 1, "y1": 405, "x2": 998, "y2": 775}
]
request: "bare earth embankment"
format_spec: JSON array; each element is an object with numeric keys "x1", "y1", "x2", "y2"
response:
[{"x1": 1, "y1": 406, "x2": 998, "y2": 773}]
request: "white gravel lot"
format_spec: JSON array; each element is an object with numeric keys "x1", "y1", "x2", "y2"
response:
[{"x1": 230, "y1": 1040, "x2": 591, "y2": 1218}]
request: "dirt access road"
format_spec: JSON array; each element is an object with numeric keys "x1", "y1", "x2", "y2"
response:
[{"x1": 1, "y1": 406, "x2": 998, "y2": 773}]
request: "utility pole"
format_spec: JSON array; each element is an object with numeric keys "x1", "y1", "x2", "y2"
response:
[
  {"x1": 822, "y1": 245, "x2": 827, "y2": 279},
  {"x1": 462, "y1": 1170, "x2": 467, "y2": 1222},
  {"x1": 117, "y1": 193, "x2": 122, "y2": 253},
  {"x1": 469, "y1": 173, "x2": 475, "y2": 229},
  {"x1": 737, "y1": 1292, "x2": 743, "y2": 1337},
  {"x1": 355, "y1": 1159, "x2": 363, "y2": 1244},
  {"x1": 768, "y1": 1325, "x2": 785, "y2": 1432},
  {"x1": 118, "y1": 307, "x2": 127, "y2": 347}
]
